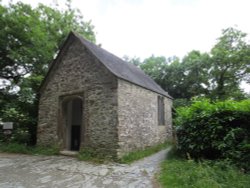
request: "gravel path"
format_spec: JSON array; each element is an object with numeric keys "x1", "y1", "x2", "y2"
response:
[{"x1": 0, "y1": 148, "x2": 170, "y2": 188}]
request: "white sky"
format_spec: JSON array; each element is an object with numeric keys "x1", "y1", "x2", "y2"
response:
[{"x1": 2, "y1": 0, "x2": 250, "y2": 92}]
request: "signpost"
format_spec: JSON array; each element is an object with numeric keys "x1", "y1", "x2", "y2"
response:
[
  {"x1": 2, "y1": 122, "x2": 13, "y2": 135},
  {"x1": 3, "y1": 122, "x2": 13, "y2": 130}
]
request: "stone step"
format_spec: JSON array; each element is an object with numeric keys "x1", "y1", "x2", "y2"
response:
[{"x1": 60, "y1": 150, "x2": 78, "y2": 157}]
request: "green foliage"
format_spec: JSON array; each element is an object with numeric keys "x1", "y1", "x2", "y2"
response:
[
  {"x1": 120, "y1": 142, "x2": 170, "y2": 164},
  {"x1": 173, "y1": 98, "x2": 192, "y2": 108},
  {"x1": 159, "y1": 158, "x2": 250, "y2": 188},
  {"x1": 0, "y1": 142, "x2": 29, "y2": 153},
  {"x1": 78, "y1": 142, "x2": 170, "y2": 163},
  {"x1": 127, "y1": 27, "x2": 250, "y2": 101},
  {"x1": 210, "y1": 27, "x2": 250, "y2": 100},
  {"x1": 175, "y1": 99, "x2": 250, "y2": 172},
  {"x1": 78, "y1": 148, "x2": 95, "y2": 161},
  {"x1": 0, "y1": 99, "x2": 37, "y2": 144},
  {"x1": 0, "y1": 104, "x2": 34, "y2": 144},
  {"x1": 78, "y1": 147, "x2": 114, "y2": 163},
  {"x1": 159, "y1": 50, "x2": 211, "y2": 100},
  {"x1": 0, "y1": 1, "x2": 95, "y2": 85},
  {"x1": 10, "y1": 128, "x2": 30, "y2": 144},
  {"x1": 0, "y1": 142, "x2": 59, "y2": 155},
  {"x1": 0, "y1": 1, "x2": 96, "y2": 145},
  {"x1": 31, "y1": 145, "x2": 60, "y2": 155},
  {"x1": 123, "y1": 56, "x2": 141, "y2": 67}
]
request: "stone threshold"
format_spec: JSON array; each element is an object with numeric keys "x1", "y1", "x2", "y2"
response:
[{"x1": 59, "y1": 150, "x2": 78, "y2": 157}]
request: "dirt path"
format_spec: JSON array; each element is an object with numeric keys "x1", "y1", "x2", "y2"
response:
[{"x1": 0, "y1": 148, "x2": 170, "y2": 188}]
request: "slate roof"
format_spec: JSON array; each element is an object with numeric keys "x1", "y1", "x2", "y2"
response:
[
  {"x1": 40, "y1": 32, "x2": 171, "y2": 98},
  {"x1": 72, "y1": 32, "x2": 171, "y2": 98}
]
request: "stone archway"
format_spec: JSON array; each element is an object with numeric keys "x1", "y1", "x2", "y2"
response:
[{"x1": 61, "y1": 96, "x2": 83, "y2": 151}]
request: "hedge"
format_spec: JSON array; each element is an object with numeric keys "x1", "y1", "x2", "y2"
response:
[{"x1": 175, "y1": 99, "x2": 250, "y2": 172}]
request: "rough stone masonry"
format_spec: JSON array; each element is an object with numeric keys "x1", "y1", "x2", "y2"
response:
[{"x1": 37, "y1": 32, "x2": 173, "y2": 158}]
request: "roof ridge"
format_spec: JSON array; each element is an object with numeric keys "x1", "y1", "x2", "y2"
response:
[{"x1": 72, "y1": 32, "x2": 172, "y2": 98}]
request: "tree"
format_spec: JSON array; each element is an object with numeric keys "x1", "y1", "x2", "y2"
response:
[
  {"x1": 180, "y1": 51, "x2": 210, "y2": 98},
  {"x1": 210, "y1": 27, "x2": 250, "y2": 99},
  {"x1": 0, "y1": 1, "x2": 96, "y2": 144},
  {"x1": 0, "y1": 1, "x2": 95, "y2": 90},
  {"x1": 138, "y1": 53, "x2": 209, "y2": 100},
  {"x1": 140, "y1": 55, "x2": 169, "y2": 88},
  {"x1": 134, "y1": 28, "x2": 250, "y2": 101},
  {"x1": 159, "y1": 57, "x2": 185, "y2": 98},
  {"x1": 123, "y1": 56, "x2": 141, "y2": 67}
]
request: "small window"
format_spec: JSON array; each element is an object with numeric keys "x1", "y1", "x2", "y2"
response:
[{"x1": 158, "y1": 96, "x2": 165, "y2": 125}]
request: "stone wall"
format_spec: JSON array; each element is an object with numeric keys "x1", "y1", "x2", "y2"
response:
[
  {"x1": 37, "y1": 38, "x2": 119, "y2": 157},
  {"x1": 117, "y1": 79, "x2": 173, "y2": 157}
]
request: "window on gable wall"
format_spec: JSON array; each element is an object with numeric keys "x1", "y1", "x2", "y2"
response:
[{"x1": 158, "y1": 96, "x2": 165, "y2": 125}]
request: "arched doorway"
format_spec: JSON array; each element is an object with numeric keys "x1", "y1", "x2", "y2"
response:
[{"x1": 62, "y1": 97, "x2": 83, "y2": 151}]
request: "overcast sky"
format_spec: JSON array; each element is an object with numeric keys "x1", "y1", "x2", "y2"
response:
[
  {"x1": 2, "y1": 0, "x2": 250, "y2": 92},
  {"x1": 3, "y1": 0, "x2": 250, "y2": 59}
]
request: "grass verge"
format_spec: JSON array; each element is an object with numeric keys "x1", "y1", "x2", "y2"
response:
[
  {"x1": 120, "y1": 142, "x2": 171, "y2": 164},
  {"x1": 159, "y1": 157, "x2": 250, "y2": 188},
  {"x1": 0, "y1": 142, "x2": 60, "y2": 155},
  {"x1": 78, "y1": 148, "x2": 106, "y2": 163},
  {"x1": 78, "y1": 142, "x2": 171, "y2": 164}
]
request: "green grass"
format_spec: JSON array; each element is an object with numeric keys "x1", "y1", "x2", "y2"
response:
[
  {"x1": 159, "y1": 158, "x2": 250, "y2": 188},
  {"x1": 78, "y1": 142, "x2": 171, "y2": 164},
  {"x1": 78, "y1": 147, "x2": 120, "y2": 163},
  {"x1": 77, "y1": 148, "x2": 107, "y2": 163},
  {"x1": 120, "y1": 142, "x2": 171, "y2": 164},
  {"x1": 0, "y1": 142, "x2": 60, "y2": 155}
]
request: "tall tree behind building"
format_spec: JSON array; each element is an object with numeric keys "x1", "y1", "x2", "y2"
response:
[{"x1": 0, "y1": 1, "x2": 96, "y2": 144}]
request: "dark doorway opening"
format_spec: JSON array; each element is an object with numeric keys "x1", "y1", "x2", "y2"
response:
[
  {"x1": 71, "y1": 125, "x2": 80, "y2": 150},
  {"x1": 63, "y1": 97, "x2": 83, "y2": 151}
]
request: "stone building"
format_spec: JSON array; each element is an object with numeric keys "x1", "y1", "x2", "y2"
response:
[{"x1": 37, "y1": 32, "x2": 173, "y2": 158}]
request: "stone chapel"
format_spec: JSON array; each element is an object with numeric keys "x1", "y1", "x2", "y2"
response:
[{"x1": 37, "y1": 32, "x2": 173, "y2": 158}]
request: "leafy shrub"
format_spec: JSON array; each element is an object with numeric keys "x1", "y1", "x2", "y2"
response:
[
  {"x1": 0, "y1": 105, "x2": 36, "y2": 145},
  {"x1": 11, "y1": 128, "x2": 31, "y2": 144},
  {"x1": 175, "y1": 99, "x2": 250, "y2": 172},
  {"x1": 0, "y1": 124, "x2": 31, "y2": 145}
]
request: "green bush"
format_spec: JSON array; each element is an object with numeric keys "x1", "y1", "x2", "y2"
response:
[
  {"x1": 0, "y1": 125, "x2": 31, "y2": 145},
  {"x1": 0, "y1": 105, "x2": 36, "y2": 145},
  {"x1": 175, "y1": 99, "x2": 250, "y2": 172}
]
